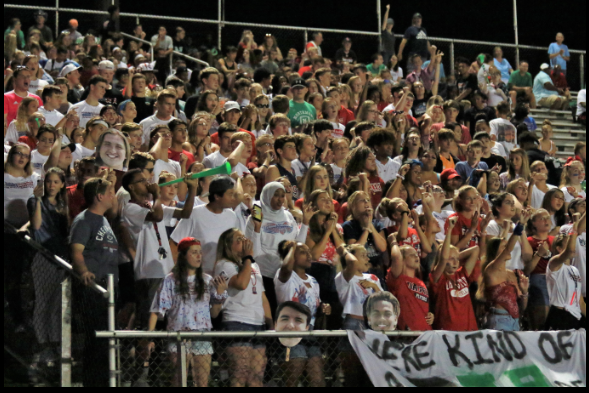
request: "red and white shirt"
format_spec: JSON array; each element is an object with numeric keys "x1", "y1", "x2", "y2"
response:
[
  {"x1": 386, "y1": 270, "x2": 432, "y2": 331},
  {"x1": 429, "y1": 267, "x2": 478, "y2": 331}
]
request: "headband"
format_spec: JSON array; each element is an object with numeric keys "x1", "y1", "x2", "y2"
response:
[
  {"x1": 177, "y1": 237, "x2": 201, "y2": 253},
  {"x1": 90, "y1": 119, "x2": 109, "y2": 129}
]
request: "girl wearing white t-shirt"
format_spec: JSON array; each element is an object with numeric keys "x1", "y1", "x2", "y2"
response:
[
  {"x1": 335, "y1": 244, "x2": 383, "y2": 387},
  {"x1": 541, "y1": 188, "x2": 567, "y2": 235},
  {"x1": 275, "y1": 241, "x2": 330, "y2": 387},
  {"x1": 530, "y1": 161, "x2": 557, "y2": 210},
  {"x1": 30, "y1": 126, "x2": 61, "y2": 177},
  {"x1": 560, "y1": 161, "x2": 586, "y2": 205},
  {"x1": 5, "y1": 97, "x2": 39, "y2": 145},
  {"x1": 149, "y1": 238, "x2": 228, "y2": 387},
  {"x1": 545, "y1": 216, "x2": 586, "y2": 330},
  {"x1": 486, "y1": 193, "x2": 534, "y2": 271},
  {"x1": 499, "y1": 148, "x2": 530, "y2": 191},
  {"x1": 4, "y1": 143, "x2": 41, "y2": 228},
  {"x1": 213, "y1": 228, "x2": 273, "y2": 388}
]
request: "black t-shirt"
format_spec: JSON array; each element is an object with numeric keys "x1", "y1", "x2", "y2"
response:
[
  {"x1": 412, "y1": 93, "x2": 432, "y2": 118},
  {"x1": 464, "y1": 106, "x2": 497, "y2": 137},
  {"x1": 184, "y1": 94, "x2": 200, "y2": 120},
  {"x1": 403, "y1": 26, "x2": 429, "y2": 58},
  {"x1": 457, "y1": 74, "x2": 478, "y2": 101},
  {"x1": 173, "y1": 38, "x2": 188, "y2": 54},
  {"x1": 481, "y1": 154, "x2": 507, "y2": 173},
  {"x1": 131, "y1": 96, "x2": 155, "y2": 123},
  {"x1": 342, "y1": 219, "x2": 386, "y2": 270},
  {"x1": 381, "y1": 30, "x2": 396, "y2": 57},
  {"x1": 526, "y1": 148, "x2": 562, "y2": 186},
  {"x1": 67, "y1": 89, "x2": 81, "y2": 105},
  {"x1": 81, "y1": 86, "x2": 124, "y2": 108},
  {"x1": 334, "y1": 48, "x2": 358, "y2": 65}
]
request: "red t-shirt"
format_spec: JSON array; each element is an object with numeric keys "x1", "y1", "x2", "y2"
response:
[
  {"x1": 67, "y1": 184, "x2": 86, "y2": 221},
  {"x1": 528, "y1": 236, "x2": 555, "y2": 275},
  {"x1": 386, "y1": 270, "x2": 432, "y2": 331},
  {"x1": 298, "y1": 65, "x2": 312, "y2": 77},
  {"x1": 4, "y1": 91, "x2": 43, "y2": 125},
  {"x1": 338, "y1": 202, "x2": 348, "y2": 224},
  {"x1": 386, "y1": 227, "x2": 422, "y2": 256},
  {"x1": 168, "y1": 149, "x2": 196, "y2": 168},
  {"x1": 17, "y1": 136, "x2": 37, "y2": 151},
  {"x1": 210, "y1": 129, "x2": 257, "y2": 159},
  {"x1": 337, "y1": 106, "x2": 355, "y2": 126},
  {"x1": 368, "y1": 175, "x2": 385, "y2": 210},
  {"x1": 432, "y1": 122, "x2": 472, "y2": 144},
  {"x1": 429, "y1": 267, "x2": 478, "y2": 331},
  {"x1": 445, "y1": 212, "x2": 481, "y2": 250}
]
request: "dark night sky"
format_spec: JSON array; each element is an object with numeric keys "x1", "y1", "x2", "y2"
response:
[{"x1": 5, "y1": 0, "x2": 587, "y2": 49}]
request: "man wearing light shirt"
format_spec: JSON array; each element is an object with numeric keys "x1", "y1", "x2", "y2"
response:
[{"x1": 548, "y1": 33, "x2": 570, "y2": 76}]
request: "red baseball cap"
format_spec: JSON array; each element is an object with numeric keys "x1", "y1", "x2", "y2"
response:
[
  {"x1": 177, "y1": 238, "x2": 201, "y2": 253},
  {"x1": 441, "y1": 169, "x2": 461, "y2": 182}
]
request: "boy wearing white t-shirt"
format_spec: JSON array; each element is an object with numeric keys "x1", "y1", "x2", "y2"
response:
[
  {"x1": 367, "y1": 128, "x2": 400, "y2": 184},
  {"x1": 226, "y1": 132, "x2": 253, "y2": 177},
  {"x1": 121, "y1": 168, "x2": 198, "y2": 328},
  {"x1": 545, "y1": 213, "x2": 586, "y2": 331},
  {"x1": 490, "y1": 102, "x2": 518, "y2": 154},
  {"x1": 39, "y1": 85, "x2": 65, "y2": 127},
  {"x1": 68, "y1": 75, "x2": 107, "y2": 128},
  {"x1": 70, "y1": 118, "x2": 109, "y2": 168},
  {"x1": 139, "y1": 90, "x2": 178, "y2": 149},
  {"x1": 148, "y1": 126, "x2": 187, "y2": 202},
  {"x1": 171, "y1": 177, "x2": 241, "y2": 275}
]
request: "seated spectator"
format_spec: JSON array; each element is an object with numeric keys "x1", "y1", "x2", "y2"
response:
[
  {"x1": 455, "y1": 141, "x2": 490, "y2": 187},
  {"x1": 519, "y1": 131, "x2": 562, "y2": 187},
  {"x1": 500, "y1": 147, "x2": 531, "y2": 191},
  {"x1": 511, "y1": 102, "x2": 537, "y2": 132},
  {"x1": 464, "y1": 90, "x2": 497, "y2": 136},
  {"x1": 538, "y1": 120, "x2": 557, "y2": 157},
  {"x1": 577, "y1": 88, "x2": 586, "y2": 126},
  {"x1": 474, "y1": 131, "x2": 507, "y2": 175},
  {"x1": 533, "y1": 64, "x2": 569, "y2": 110},
  {"x1": 508, "y1": 60, "x2": 536, "y2": 109}
]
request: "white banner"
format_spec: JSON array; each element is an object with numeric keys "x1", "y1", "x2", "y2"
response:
[{"x1": 349, "y1": 329, "x2": 586, "y2": 387}]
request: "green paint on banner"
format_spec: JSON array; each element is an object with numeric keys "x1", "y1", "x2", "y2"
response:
[
  {"x1": 505, "y1": 365, "x2": 551, "y2": 387},
  {"x1": 457, "y1": 373, "x2": 497, "y2": 387}
]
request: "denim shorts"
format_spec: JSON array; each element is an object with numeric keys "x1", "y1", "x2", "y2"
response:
[
  {"x1": 278, "y1": 325, "x2": 322, "y2": 361},
  {"x1": 339, "y1": 317, "x2": 367, "y2": 353},
  {"x1": 485, "y1": 309, "x2": 520, "y2": 332},
  {"x1": 167, "y1": 339, "x2": 214, "y2": 356},
  {"x1": 222, "y1": 321, "x2": 266, "y2": 349},
  {"x1": 529, "y1": 274, "x2": 550, "y2": 307}
]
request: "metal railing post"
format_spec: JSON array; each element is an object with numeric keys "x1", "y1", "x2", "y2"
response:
[
  {"x1": 581, "y1": 54, "x2": 585, "y2": 89},
  {"x1": 377, "y1": 0, "x2": 382, "y2": 51},
  {"x1": 304, "y1": 29, "x2": 308, "y2": 51},
  {"x1": 60, "y1": 277, "x2": 72, "y2": 387},
  {"x1": 218, "y1": 0, "x2": 223, "y2": 52},
  {"x1": 169, "y1": 52, "x2": 174, "y2": 76},
  {"x1": 55, "y1": 0, "x2": 59, "y2": 39},
  {"x1": 177, "y1": 339, "x2": 188, "y2": 387},
  {"x1": 107, "y1": 275, "x2": 117, "y2": 388},
  {"x1": 450, "y1": 41, "x2": 455, "y2": 76}
]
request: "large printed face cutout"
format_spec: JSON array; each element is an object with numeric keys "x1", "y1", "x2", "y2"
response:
[
  {"x1": 365, "y1": 292, "x2": 401, "y2": 333},
  {"x1": 276, "y1": 304, "x2": 310, "y2": 351},
  {"x1": 97, "y1": 130, "x2": 129, "y2": 171}
]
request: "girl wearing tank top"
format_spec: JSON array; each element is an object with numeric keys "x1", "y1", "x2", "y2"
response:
[{"x1": 478, "y1": 219, "x2": 530, "y2": 331}]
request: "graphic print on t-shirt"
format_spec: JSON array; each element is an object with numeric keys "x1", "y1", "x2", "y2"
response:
[
  {"x1": 97, "y1": 224, "x2": 119, "y2": 254},
  {"x1": 407, "y1": 280, "x2": 429, "y2": 303},
  {"x1": 446, "y1": 276, "x2": 470, "y2": 298},
  {"x1": 263, "y1": 222, "x2": 295, "y2": 235}
]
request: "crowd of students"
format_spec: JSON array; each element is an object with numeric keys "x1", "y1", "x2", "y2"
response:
[{"x1": 4, "y1": 5, "x2": 587, "y2": 388}]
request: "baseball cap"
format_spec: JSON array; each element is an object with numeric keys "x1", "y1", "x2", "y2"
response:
[
  {"x1": 209, "y1": 176, "x2": 235, "y2": 199},
  {"x1": 34, "y1": 10, "x2": 48, "y2": 18},
  {"x1": 413, "y1": 13, "x2": 423, "y2": 19},
  {"x1": 343, "y1": 37, "x2": 352, "y2": 43},
  {"x1": 59, "y1": 63, "x2": 81, "y2": 78},
  {"x1": 69, "y1": 19, "x2": 78, "y2": 28},
  {"x1": 61, "y1": 141, "x2": 76, "y2": 153},
  {"x1": 224, "y1": 101, "x2": 241, "y2": 112},
  {"x1": 292, "y1": 78, "x2": 306, "y2": 89},
  {"x1": 98, "y1": 60, "x2": 115, "y2": 71},
  {"x1": 387, "y1": 18, "x2": 395, "y2": 25},
  {"x1": 441, "y1": 169, "x2": 461, "y2": 182},
  {"x1": 518, "y1": 131, "x2": 539, "y2": 146},
  {"x1": 540, "y1": 63, "x2": 551, "y2": 71},
  {"x1": 137, "y1": 62, "x2": 157, "y2": 72},
  {"x1": 135, "y1": 53, "x2": 147, "y2": 61}
]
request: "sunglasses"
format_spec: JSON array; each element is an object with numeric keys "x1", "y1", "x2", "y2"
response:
[{"x1": 256, "y1": 104, "x2": 270, "y2": 109}]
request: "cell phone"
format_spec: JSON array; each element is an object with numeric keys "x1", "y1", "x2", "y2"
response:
[
  {"x1": 253, "y1": 205, "x2": 262, "y2": 222},
  {"x1": 219, "y1": 271, "x2": 229, "y2": 282}
]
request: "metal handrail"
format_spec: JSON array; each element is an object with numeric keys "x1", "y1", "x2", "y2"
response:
[
  {"x1": 96, "y1": 330, "x2": 423, "y2": 339},
  {"x1": 3, "y1": 3, "x2": 585, "y2": 53},
  {"x1": 118, "y1": 31, "x2": 154, "y2": 62},
  {"x1": 4, "y1": 221, "x2": 108, "y2": 297}
]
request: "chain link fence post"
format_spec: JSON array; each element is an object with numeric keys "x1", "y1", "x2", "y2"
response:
[
  {"x1": 55, "y1": 0, "x2": 59, "y2": 39},
  {"x1": 107, "y1": 275, "x2": 117, "y2": 388},
  {"x1": 177, "y1": 339, "x2": 188, "y2": 387},
  {"x1": 581, "y1": 54, "x2": 585, "y2": 89},
  {"x1": 450, "y1": 41, "x2": 455, "y2": 77},
  {"x1": 60, "y1": 277, "x2": 72, "y2": 387}
]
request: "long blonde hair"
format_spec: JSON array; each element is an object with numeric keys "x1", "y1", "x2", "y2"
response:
[
  {"x1": 347, "y1": 191, "x2": 371, "y2": 221},
  {"x1": 15, "y1": 97, "x2": 38, "y2": 131},
  {"x1": 560, "y1": 161, "x2": 584, "y2": 188},
  {"x1": 216, "y1": 228, "x2": 242, "y2": 265},
  {"x1": 303, "y1": 165, "x2": 333, "y2": 203},
  {"x1": 339, "y1": 83, "x2": 355, "y2": 109}
]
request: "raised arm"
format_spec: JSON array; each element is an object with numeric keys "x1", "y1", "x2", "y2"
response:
[
  {"x1": 277, "y1": 242, "x2": 296, "y2": 283},
  {"x1": 412, "y1": 210, "x2": 432, "y2": 254},
  {"x1": 452, "y1": 211, "x2": 480, "y2": 251},
  {"x1": 548, "y1": 213, "x2": 583, "y2": 272},
  {"x1": 44, "y1": 134, "x2": 63, "y2": 172},
  {"x1": 227, "y1": 241, "x2": 254, "y2": 291},
  {"x1": 381, "y1": 4, "x2": 391, "y2": 32},
  {"x1": 432, "y1": 216, "x2": 457, "y2": 283},
  {"x1": 387, "y1": 235, "x2": 404, "y2": 279},
  {"x1": 172, "y1": 174, "x2": 198, "y2": 219}
]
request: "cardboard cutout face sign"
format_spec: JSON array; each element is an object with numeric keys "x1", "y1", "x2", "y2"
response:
[
  {"x1": 276, "y1": 303, "x2": 311, "y2": 350},
  {"x1": 96, "y1": 129, "x2": 130, "y2": 171},
  {"x1": 364, "y1": 292, "x2": 401, "y2": 333}
]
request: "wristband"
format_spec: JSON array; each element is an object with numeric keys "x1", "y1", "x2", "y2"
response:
[
  {"x1": 397, "y1": 175, "x2": 405, "y2": 181},
  {"x1": 513, "y1": 223, "x2": 525, "y2": 236},
  {"x1": 242, "y1": 256, "x2": 255, "y2": 264},
  {"x1": 211, "y1": 290, "x2": 228, "y2": 304}
]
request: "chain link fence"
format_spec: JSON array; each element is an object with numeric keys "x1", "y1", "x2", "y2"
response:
[
  {"x1": 4, "y1": 222, "x2": 109, "y2": 387},
  {"x1": 98, "y1": 331, "x2": 419, "y2": 388}
]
